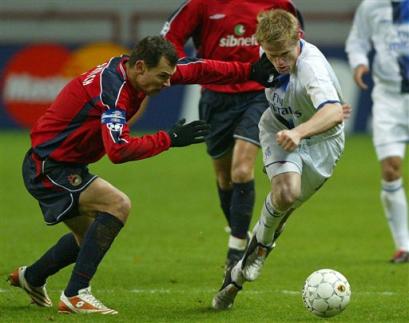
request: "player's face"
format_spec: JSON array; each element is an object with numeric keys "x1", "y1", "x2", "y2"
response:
[
  {"x1": 136, "y1": 56, "x2": 176, "y2": 95},
  {"x1": 262, "y1": 40, "x2": 300, "y2": 74}
]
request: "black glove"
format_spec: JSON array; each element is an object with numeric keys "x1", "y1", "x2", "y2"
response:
[
  {"x1": 167, "y1": 119, "x2": 210, "y2": 147},
  {"x1": 249, "y1": 53, "x2": 279, "y2": 87}
]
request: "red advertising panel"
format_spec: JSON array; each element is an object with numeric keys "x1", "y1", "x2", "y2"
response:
[{"x1": 1, "y1": 42, "x2": 128, "y2": 128}]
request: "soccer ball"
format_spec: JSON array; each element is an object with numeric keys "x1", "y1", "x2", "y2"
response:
[{"x1": 302, "y1": 269, "x2": 351, "y2": 317}]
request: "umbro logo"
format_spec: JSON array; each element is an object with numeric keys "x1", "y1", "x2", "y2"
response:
[{"x1": 209, "y1": 14, "x2": 226, "y2": 20}]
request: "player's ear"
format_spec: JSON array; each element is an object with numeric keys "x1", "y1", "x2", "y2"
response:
[{"x1": 134, "y1": 60, "x2": 146, "y2": 74}]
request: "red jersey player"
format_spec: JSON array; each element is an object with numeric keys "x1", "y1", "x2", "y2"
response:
[
  {"x1": 8, "y1": 36, "x2": 275, "y2": 314},
  {"x1": 162, "y1": 0, "x2": 302, "y2": 272}
]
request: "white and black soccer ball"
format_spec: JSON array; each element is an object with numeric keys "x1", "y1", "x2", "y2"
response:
[{"x1": 302, "y1": 268, "x2": 351, "y2": 318}]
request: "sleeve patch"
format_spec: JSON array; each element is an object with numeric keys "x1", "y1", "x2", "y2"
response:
[
  {"x1": 101, "y1": 109, "x2": 126, "y2": 124},
  {"x1": 101, "y1": 109, "x2": 127, "y2": 144}
]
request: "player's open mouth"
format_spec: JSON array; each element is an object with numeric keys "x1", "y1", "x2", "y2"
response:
[{"x1": 277, "y1": 67, "x2": 289, "y2": 73}]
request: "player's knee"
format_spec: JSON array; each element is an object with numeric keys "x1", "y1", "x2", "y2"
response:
[
  {"x1": 272, "y1": 186, "x2": 300, "y2": 212},
  {"x1": 381, "y1": 161, "x2": 401, "y2": 181},
  {"x1": 110, "y1": 192, "x2": 132, "y2": 223},
  {"x1": 382, "y1": 167, "x2": 401, "y2": 181},
  {"x1": 118, "y1": 193, "x2": 132, "y2": 220},
  {"x1": 231, "y1": 164, "x2": 254, "y2": 183}
]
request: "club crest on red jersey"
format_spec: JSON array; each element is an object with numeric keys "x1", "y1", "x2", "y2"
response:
[{"x1": 68, "y1": 174, "x2": 82, "y2": 186}]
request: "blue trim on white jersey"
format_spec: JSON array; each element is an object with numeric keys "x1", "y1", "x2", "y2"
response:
[
  {"x1": 274, "y1": 74, "x2": 290, "y2": 90},
  {"x1": 316, "y1": 100, "x2": 340, "y2": 110},
  {"x1": 392, "y1": 0, "x2": 409, "y2": 92},
  {"x1": 398, "y1": 56, "x2": 409, "y2": 81},
  {"x1": 392, "y1": 0, "x2": 409, "y2": 23}
]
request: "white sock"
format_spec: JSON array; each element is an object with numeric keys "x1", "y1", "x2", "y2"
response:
[
  {"x1": 255, "y1": 193, "x2": 285, "y2": 246},
  {"x1": 228, "y1": 235, "x2": 247, "y2": 250},
  {"x1": 381, "y1": 179, "x2": 409, "y2": 251},
  {"x1": 231, "y1": 260, "x2": 245, "y2": 286}
]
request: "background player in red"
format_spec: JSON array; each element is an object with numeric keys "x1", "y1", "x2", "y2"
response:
[
  {"x1": 162, "y1": 0, "x2": 303, "y2": 271},
  {"x1": 8, "y1": 36, "x2": 275, "y2": 315}
]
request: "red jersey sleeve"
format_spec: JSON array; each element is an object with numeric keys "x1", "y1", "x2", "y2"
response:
[
  {"x1": 161, "y1": 0, "x2": 204, "y2": 58},
  {"x1": 170, "y1": 57, "x2": 251, "y2": 85},
  {"x1": 101, "y1": 112, "x2": 171, "y2": 164}
]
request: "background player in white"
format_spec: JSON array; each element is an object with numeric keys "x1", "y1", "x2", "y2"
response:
[
  {"x1": 346, "y1": 0, "x2": 409, "y2": 263},
  {"x1": 212, "y1": 9, "x2": 346, "y2": 310}
]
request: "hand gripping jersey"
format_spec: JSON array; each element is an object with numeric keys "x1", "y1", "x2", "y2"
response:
[
  {"x1": 30, "y1": 56, "x2": 252, "y2": 165},
  {"x1": 161, "y1": 0, "x2": 297, "y2": 93},
  {"x1": 346, "y1": 0, "x2": 409, "y2": 93},
  {"x1": 265, "y1": 40, "x2": 344, "y2": 140}
]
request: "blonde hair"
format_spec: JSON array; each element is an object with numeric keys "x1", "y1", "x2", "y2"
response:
[{"x1": 256, "y1": 9, "x2": 299, "y2": 46}]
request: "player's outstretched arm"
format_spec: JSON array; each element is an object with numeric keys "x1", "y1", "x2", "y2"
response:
[{"x1": 171, "y1": 55, "x2": 277, "y2": 87}]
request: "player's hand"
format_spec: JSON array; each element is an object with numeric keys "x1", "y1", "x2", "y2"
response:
[
  {"x1": 353, "y1": 64, "x2": 369, "y2": 90},
  {"x1": 341, "y1": 103, "x2": 352, "y2": 120},
  {"x1": 167, "y1": 118, "x2": 210, "y2": 147},
  {"x1": 249, "y1": 53, "x2": 279, "y2": 87},
  {"x1": 276, "y1": 129, "x2": 301, "y2": 152}
]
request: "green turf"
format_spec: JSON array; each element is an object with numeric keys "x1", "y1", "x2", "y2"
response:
[{"x1": 0, "y1": 131, "x2": 408, "y2": 322}]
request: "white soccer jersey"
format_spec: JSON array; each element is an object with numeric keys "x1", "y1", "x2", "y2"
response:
[
  {"x1": 345, "y1": 0, "x2": 409, "y2": 89},
  {"x1": 264, "y1": 40, "x2": 344, "y2": 140},
  {"x1": 260, "y1": 40, "x2": 344, "y2": 205}
]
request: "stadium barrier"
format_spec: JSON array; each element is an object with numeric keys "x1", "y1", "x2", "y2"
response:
[
  {"x1": 0, "y1": 7, "x2": 371, "y2": 133},
  {"x1": 0, "y1": 42, "x2": 372, "y2": 133}
]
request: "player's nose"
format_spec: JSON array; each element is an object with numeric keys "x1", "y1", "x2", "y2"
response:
[
  {"x1": 163, "y1": 78, "x2": 171, "y2": 88},
  {"x1": 275, "y1": 57, "x2": 286, "y2": 66}
]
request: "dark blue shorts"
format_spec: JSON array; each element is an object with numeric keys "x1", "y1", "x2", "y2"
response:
[
  {"x1": 22, "y1": 150, "x2": 98, "y2": 225},
  {"x1": 198, "y1": 90, "x2": 268, "y2": 159}
]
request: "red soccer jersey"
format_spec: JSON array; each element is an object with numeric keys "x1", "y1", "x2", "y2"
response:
[
  {"x1": 30, "y1": 56, "x2": 252, "y2": 165},
  {"x1": 162, "y1": 0, "x2": 297, "y2": 93}
]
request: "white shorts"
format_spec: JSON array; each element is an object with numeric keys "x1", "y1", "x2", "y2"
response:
[
  {"x1": 259, "y1": 109, "x2": 344, "y2": 207},
  {"x1": 372, "y1": 84, "x2": 409, "y2": 160}
]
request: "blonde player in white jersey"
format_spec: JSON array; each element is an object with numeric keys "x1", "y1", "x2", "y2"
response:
[
  {"x1": 212, "y1": 9, "x2": 347, "y2": 310},
  {"x1": 346, "y1": 0, "x2": 409, "y2": 263}
]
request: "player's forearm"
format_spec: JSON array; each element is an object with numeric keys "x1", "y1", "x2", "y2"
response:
[
  {"x1": 294, "y1": 103, "x2": 343, "y2": 139},
  {"x1": 103, "y1": 130, "x2": 171, "y2": 164},
  {"x1": 172, "y1": 59, "x2": 251, "y2": 85}
]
